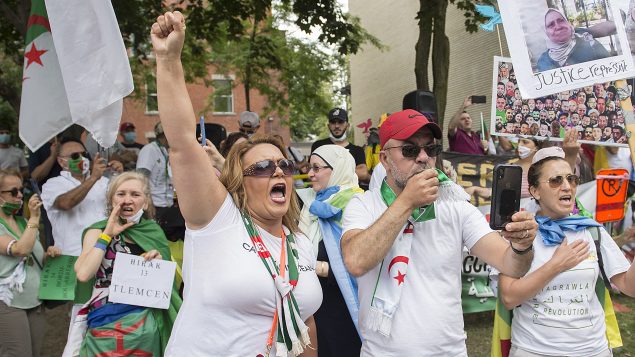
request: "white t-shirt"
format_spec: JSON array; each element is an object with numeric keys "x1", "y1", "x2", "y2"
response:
[
  {"x1": 606, "y1": 147, "x2": 632, "y2": 174},
  {"x1": 493, "y1": 227, "x2": 630, "y2": 356},
  {"x1": 136, "y1": 142, "x2": 173, "y2": 207},
  {"x1": 165, "y1": 194, "x2": 322, "y2": 357},
  {"x1": 342, "y1": 189, "x2": 492, "y2": 356},
  {"x1": 0, "y1": 147, "x2": 27, "y2": 170},
  {"x1": 41, "y1": 171, "x2": 109, "y2": 256}
]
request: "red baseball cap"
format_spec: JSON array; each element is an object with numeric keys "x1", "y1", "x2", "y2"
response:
[
  {"x1": 379, "y1": 109, "x2": 442, "y2": 147},
  {"x1": 119, "y1": 122, "x2": 135, "y2": 132}
]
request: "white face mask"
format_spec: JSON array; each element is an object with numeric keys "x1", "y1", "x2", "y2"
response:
[
  {"x1": 329, "y1": 131, "x2": 347, "y2": 142},
  {"x1": 123, "y1": 208, "x2": 144, "y2": 224},
  {"x1": 518, "y1": 145, "x2": 534, "y2": 159}
]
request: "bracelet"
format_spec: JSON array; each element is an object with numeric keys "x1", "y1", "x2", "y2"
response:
[
  {"x1": 26, "y1": 223, "x2": 39, "y2": 229},
  {"x1": 6, "y1": 239, "x2": 17, "y2": 256},
  {"x1": 510, "y1": 241, "x2": 533, "y2": 255}
]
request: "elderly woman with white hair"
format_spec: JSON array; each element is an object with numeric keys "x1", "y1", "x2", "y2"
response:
[
  {"x1": 298, "y1": 145, "x2": 363, "y2": 357},
  {"x1": 537, "y1": 8, "x2": 610, "y2": 71}
]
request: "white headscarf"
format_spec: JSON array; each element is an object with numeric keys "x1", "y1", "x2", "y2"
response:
[
  {"x1": 544, "y1": 8, "x2": 581, "y2": 66},
  {"x1": 298, "y1": 145, "x2": 359, "y2": 256}
]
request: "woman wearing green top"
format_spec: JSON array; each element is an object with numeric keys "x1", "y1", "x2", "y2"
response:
[
  {"x1": 0, "y1": 169, "x2": 61, "y2": 357},
  {"x1": 73, "y1": 172, "x2": 180, "y2": 356}
]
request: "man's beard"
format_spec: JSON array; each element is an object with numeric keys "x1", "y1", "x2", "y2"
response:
[{"x1": 386, "y1": 155, "x2": 432, "y2": 190}]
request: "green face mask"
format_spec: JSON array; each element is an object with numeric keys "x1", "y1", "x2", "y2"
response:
[
  {"x1": 1, "y1": 200, "x2": 22, "y2": 216},
  {"x1": 67, "y1": 156, "x2": 89, "y2": 175}
]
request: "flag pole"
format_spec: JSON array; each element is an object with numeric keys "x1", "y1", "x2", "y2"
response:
[{"x1": 480, "y1": 112, "x2": 486, "y2": 141}]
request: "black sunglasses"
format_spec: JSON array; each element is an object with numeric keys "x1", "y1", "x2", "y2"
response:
[
  {"x1": 243, "y1": 159, "x2": 295, "y2": 177},
  {"x1": 64, "y1": 151, "x2": 89, "y2": 160},
  {"x1": 1, "y1": 187, "x2": 23, "y2": 197},
  {"x1": 543, "y1": 174, "x2": 580, "y2": 188},
  {"x1": 383, "y1": 143, "x2": 442, "y2": 159}
]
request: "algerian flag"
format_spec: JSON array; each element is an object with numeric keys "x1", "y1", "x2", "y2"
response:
[
  {"x1": 19, "y1": 0, "x2": 73, "y2": 151},
  {"x1": 19, "y1": 0, "x2": 133, "y2": 151}
]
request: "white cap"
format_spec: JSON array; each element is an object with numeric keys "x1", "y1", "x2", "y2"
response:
[{"x1": 531, "y1": 146, "x2": 565, "y2": 164}]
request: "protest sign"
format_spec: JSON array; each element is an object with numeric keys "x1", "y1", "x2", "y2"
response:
[
  {"x1": 108, "y1": 253, "x2": 176, "y2": 310},
  {"x1": 490, "y1": 57, "x2": 629, "y2": 147},
  {"x1": 596, "y1": 168, "x2": 629, "y2": 222},
  {"x1": 442, "y1": 152, "x2": 517, "y2": 206},
  {"x1": 498, "y1": 0, "x2": 635, "y2": 99},
  {"x1": 38, "y1": 255, "x2": 78, "y2": 300}
]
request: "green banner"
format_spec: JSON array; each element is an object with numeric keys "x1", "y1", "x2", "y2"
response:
[
  {"x1": 461, "y1": 251, "x2": 496, "y2": 313},
  {"x1": 38, "y1": 255, "x2": 78, "y2": 300}
]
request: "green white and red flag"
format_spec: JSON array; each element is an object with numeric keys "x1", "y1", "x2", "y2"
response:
[{"x1": 19, "y1": 0, "x2": 133, "y2": 151}]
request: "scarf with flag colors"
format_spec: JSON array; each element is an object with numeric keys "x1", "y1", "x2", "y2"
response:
[
  {"x1": 240, "y1": 212, "x2": 310, "y2": 356},
  {"x1": 367, "y1": 170, "x2": 469, "y2": 336}
]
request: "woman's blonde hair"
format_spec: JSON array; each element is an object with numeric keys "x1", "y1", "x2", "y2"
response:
[
  {"x1": 105, "y1": 171, "x2": 155, "y2": 219},
  {"x1": 220, "y1": 135, "x2": 300, "y2": 233},
  {"x1": 0, "y1": 169, "x2": 22, "y2": 188}
]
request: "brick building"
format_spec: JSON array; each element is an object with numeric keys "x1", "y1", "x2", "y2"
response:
[{"x1": 120, "y1": 70, "x2": 290, "y2": 145}]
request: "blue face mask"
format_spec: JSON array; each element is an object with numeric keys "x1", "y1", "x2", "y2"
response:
[
  {"x1": 123, "y1": 132, "x2": 136, "y2": 142},
  {"x1": 0, "y1": 134, "x2": 11, "y2": 144}
]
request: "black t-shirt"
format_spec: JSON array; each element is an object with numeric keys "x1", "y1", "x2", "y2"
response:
[{"x1": 311, "y1": 138, "x2": 366, "y2": 167}]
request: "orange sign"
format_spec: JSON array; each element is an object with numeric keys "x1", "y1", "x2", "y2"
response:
[{"x1": 595, "y1": 169, "x2": 629, "y2": 223}]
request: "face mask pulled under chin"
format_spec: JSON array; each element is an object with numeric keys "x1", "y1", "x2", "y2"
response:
[
  {"x1": 122, "y1": 208, "x2": 144, "y2": 224},
  {"x1": 517, "y1": 145, "x2": 534, "y2": 159},
  {"x1": 329, "y1": 131, "x2": 347, "y2": 142}
]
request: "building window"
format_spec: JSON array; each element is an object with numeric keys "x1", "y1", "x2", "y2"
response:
[
  {"x1": 145, "y1": 76, "x2": 158, "y2": 114},
  {"x1": 213, "y1": 78, "x2": 233, "y2": 114}
]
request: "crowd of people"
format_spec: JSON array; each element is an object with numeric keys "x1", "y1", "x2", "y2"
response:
[
  {"x1": 0, "y1": 10, "x2": 634, "y2": 357},
  {"x1": 494, "y1": 61, "x2": 628, "y2": 144}
]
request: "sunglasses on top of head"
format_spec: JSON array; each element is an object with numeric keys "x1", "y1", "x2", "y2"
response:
[
  {"x1": 1, "y1": 187, "x2": 23, "y2": 197},
  {"x1": 383, "y1": 143, "x2": 442, "y2": 159},
  {"x1": 543, "y1": 174, "x2": 580, "y2": 188},
  {"x1": 242, "y1": 159, "x2": 295, "y2": 177}
]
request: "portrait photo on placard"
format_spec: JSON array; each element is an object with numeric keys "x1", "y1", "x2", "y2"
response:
[
  {"x1": 490, "y1": 56, "x2": 629, "y2": 147},
  {"x1": 498, "y1": 0, "x2": 635, "y2": 98}
]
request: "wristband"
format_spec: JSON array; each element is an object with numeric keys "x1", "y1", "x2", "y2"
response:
[
  {"x1": 510, "y1": 241, "x2": 533, "y2": 255},
  {"x1": 94, "y1": 241, "x2": 108, "y2": 252},
  {"x1": 99, "y1": 233, "x2": 112, "y2": 244}
]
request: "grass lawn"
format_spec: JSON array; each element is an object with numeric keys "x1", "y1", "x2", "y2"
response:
[{"x1": 465, "y1": 293, "x2": 635, "y2": 357}]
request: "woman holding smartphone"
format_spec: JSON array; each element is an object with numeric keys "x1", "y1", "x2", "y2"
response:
[{"x1": 494, "y1": 147, "x2": 635, "y2": 357}]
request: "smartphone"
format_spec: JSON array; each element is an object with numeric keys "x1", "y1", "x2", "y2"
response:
[
  {"x1": 489, "y1": 164, "x2": 522, "y2": 230},
  {"x1": 471, "y1": 95, "x2": 487, "y2": 104},
  {"x1": 200, "y1": 116, "x2": 206, "y2": 146}
]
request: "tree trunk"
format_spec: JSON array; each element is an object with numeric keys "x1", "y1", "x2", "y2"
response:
[
  {"x1": 245, "y1": 18, "x2": 259, "y2": 111},
  {"x1": 432, "y1": 0, "x2": 449, "y2": 131},
  {"x1": 414, "y1": 0, "x2": 433, "y2": 91}
]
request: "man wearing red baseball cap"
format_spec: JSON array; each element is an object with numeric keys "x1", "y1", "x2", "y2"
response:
[{"x1": 340, "y1": 109, "x2": 538, "y2": 356}]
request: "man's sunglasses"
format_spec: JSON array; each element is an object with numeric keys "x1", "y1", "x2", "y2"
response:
[
  {"x1": 243, "y1": 159, "x2": 295, "y2": 177},
  {"x1": 63, "y1": 151, "x2": 89, "y2": 160},
  {"x1": 543, "y1": 174, "x2": 580, "y2": 188},
  {"x1": 1, "y1": 187, "x2": 23, "y2": 197},
  {"x1": 383, "y1": 143, "x2": 442, "y2": 158}
]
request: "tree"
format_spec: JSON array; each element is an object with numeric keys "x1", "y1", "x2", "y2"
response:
[
  {"x1": 0, "y1": 0, "x2": 378, "y2": 136},
  {"x1": 414, "y1": 0, "x2": 493, "y2": 130}
]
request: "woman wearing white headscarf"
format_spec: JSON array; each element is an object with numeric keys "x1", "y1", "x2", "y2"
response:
[
  {"x1": 537, "y1": 8, "x2": 610, "y2": 71},
  {"x1": 298, "y1": 145, "x2": 362, "y2": 357}
]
